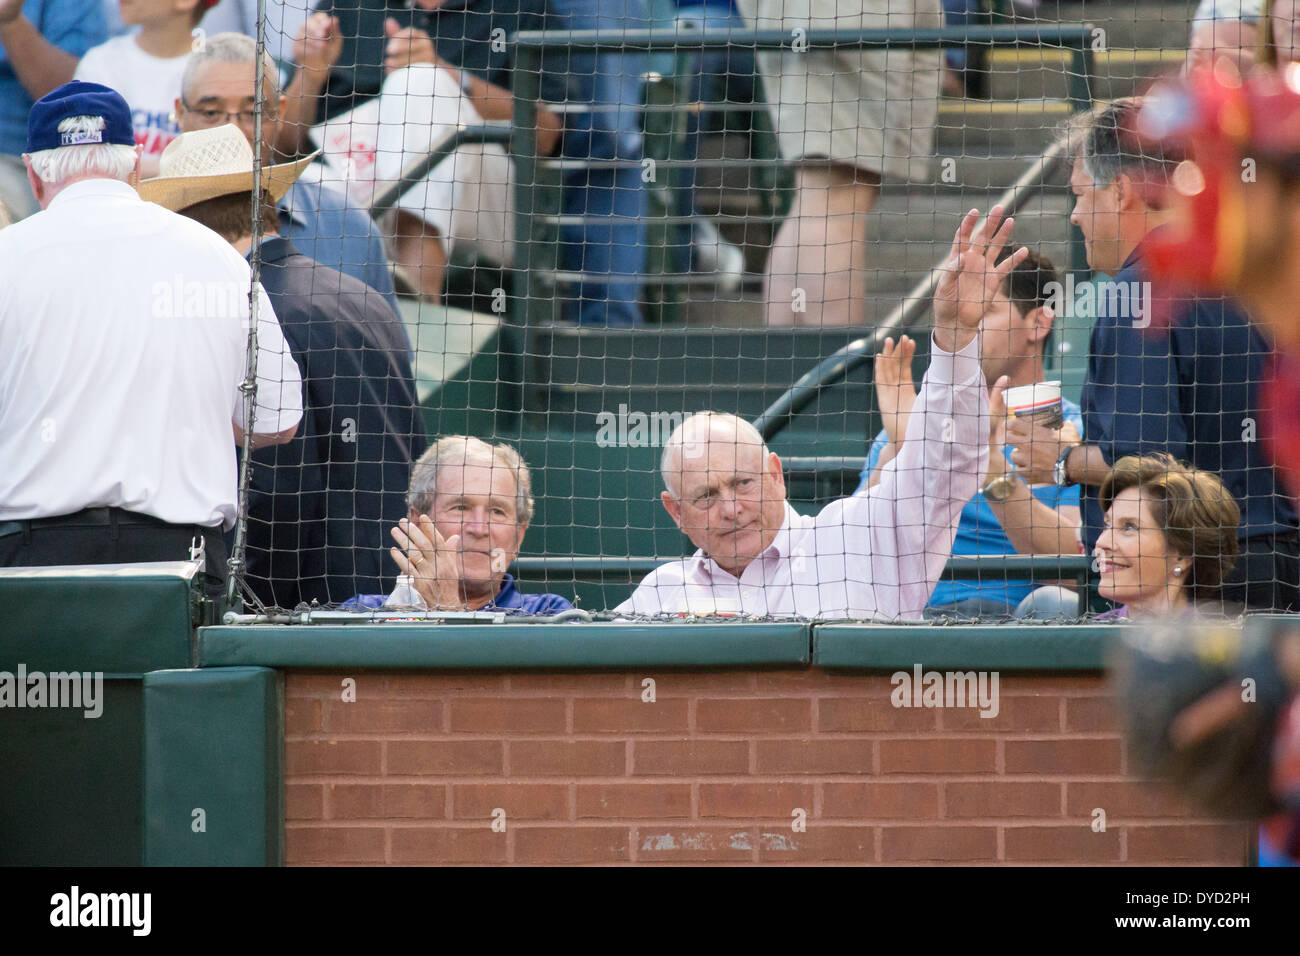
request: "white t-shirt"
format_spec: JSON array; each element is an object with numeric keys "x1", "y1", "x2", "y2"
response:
[
  {"x1": 74, "y1": 36, "x2": 187, "y2": 166},
  {"x1": 0, "y1": 179, "x2": 303, "y2": 530}
]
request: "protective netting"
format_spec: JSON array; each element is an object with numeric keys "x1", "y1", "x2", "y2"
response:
[{"x1": 6, "y1": 0, "x2": 1295, "y2": 623}]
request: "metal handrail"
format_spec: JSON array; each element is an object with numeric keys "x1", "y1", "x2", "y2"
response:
[
  {"x1": 368, "y1": 125, "x2": 514, "y2": 218},
  {"x1": 752, "y1": 129, "x2": 1079, "y2": 443}
]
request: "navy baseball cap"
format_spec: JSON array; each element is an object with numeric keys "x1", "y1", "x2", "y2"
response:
[{"x1": 26, "y1": 81, "x2": 135, "y2": 154}]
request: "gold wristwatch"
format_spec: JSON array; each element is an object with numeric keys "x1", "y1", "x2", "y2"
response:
[{"x1": 981, "y1": 470, "x2": 1020, "y2": 502}]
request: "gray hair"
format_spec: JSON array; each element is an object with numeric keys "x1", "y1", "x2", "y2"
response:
[
  {"x1": 27, "y1": 116, "x2": 136, "y2": 184},
  {"x1": 407, "y1": 436, "x2": 535, "y2": 526},
  {"x1": 660, "y1": 412, "x2": 770, "y2": 499},
  {"x1": 1074, "y1": 96, "x2": 1178, "y2": 189},
  {"x1": 183, "y1": 31, "x2": 282, "y2": 105}
]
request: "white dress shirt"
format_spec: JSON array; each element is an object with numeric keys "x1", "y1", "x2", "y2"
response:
[
  {"x1": 0, "y1": 178, "x2": 302, "y2": 529},
  {"x1": 616, "y1": 333, "x2": 989, "y2": 620}
]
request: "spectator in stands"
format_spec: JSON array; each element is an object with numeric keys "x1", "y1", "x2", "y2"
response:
[
  {"x1": 75, "y1": 0, "x2": 220, "y2": 178},
  {"x1": 617, "y1": 206, "x2": 1025, "y2": 618},
  {"x1": 0, "y1": 82, "x2": 302, "y2": 591},
  {"x1": 178, "y1": 31, "x2": 401, "y2": 316},
  {"x1": 860, "y1": 250, "x2": 1084, "y2": 620},
  {"x1": 1092, "y1": 454, "x2": 1240, "y2": 619},
  {"x1": 348, "y1": 436, "x2": 573, "y2": 613},
  {"x1": 285, "y1": 0, "x2": 650, "y2": 325},
  {"x1": 0, "y1": 0, "x2": 107, "y2": 220},
  {"x1": 1187, "y1": 0, "x2": 1265, "y2": 74},
  {"x1": 140, "y1": 123, "x2": 426, "y2": 608},
  {"x1": 740, "y1": 0, "x2": 942, "y2": 327},
  {"x1": 1009, "y1": 98, "x2": 1300, "y2": 612}
]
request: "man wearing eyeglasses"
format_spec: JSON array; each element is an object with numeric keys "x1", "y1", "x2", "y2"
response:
[{"x1": 176, "y1": 30, "x2": 400, "y2": 318}]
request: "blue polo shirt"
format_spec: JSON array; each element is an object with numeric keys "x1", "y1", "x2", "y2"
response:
[
  {"x1": 859, "y1": 398, "x2": 1083, "y2": 610},
  {"x1": 344, "y1": 574, "x2": 574, "y2": 615},
  {"x1": 1080, "y1": 233, "x2": 1299, "y2": 552},
  {"x1": 0, "y1": 0, "x2": 107, "y2": 155}
]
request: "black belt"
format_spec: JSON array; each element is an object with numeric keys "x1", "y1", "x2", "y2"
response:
[{"x1": 0, "y1": 507, "x2": 213, "y2": 539}]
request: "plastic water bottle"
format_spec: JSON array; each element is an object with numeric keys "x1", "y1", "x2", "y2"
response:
[{"x1": 383, "y1": 575, "x2": 428, "y2": 609}]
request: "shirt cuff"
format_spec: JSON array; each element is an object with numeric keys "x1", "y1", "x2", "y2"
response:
[{"x1": 927, "y1": 331, "x2": 983, "y2": 387}]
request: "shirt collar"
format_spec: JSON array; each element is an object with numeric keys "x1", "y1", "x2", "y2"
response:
[
  {"x1": 488, "y1": 573, "x2": 521, "y2": 609},
  {"x1": 47, "y1": 177, "x2": 140, "y2": 209}
]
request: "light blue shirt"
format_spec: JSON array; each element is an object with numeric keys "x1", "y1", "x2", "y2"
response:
[
  {"x1": 859, "y1": 396, "x2": 1084, "y2": 610},
  {"x1": 0, "y1": 0, "x2": 107, "y2": 155}
]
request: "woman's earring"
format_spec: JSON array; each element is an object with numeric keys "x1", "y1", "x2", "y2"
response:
[{"x1": 1173, "y1": 566, "x2": 1183, "y2": 576}]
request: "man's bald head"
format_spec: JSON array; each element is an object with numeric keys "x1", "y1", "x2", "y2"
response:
[{"x1": 660, "y1": 412, "x2": 769, "y2": 499}]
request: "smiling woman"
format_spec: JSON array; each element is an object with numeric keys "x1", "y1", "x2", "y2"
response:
[{"x1": 1095, "y1": 454, "x2": 1241, "y2": 618}]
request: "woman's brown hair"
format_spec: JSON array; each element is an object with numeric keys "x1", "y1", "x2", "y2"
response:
[{"x1": 1099, "y1": 453, "x2": 1241, "y2": 601}]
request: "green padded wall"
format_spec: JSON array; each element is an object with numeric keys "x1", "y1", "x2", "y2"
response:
[{"x1": 143, "y1": 667, "x2": 283, "y2": 866}]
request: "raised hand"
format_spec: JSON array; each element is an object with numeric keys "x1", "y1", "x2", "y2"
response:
[
  {"x1": 390, "y1": 514, "x2": 464, "y2": 609},
  {"x1": 875, "y1": 335, "x2": 918, "y2": 446},
  {"x1": 933, "y1": 205, "x2": 1029, "y2": 353},
  {"x1": 294, "y1": 12, "x2": 343, "y2": 76},
  {"x1": 384, "y1": 17, "x2": 437, "y2": 75}
]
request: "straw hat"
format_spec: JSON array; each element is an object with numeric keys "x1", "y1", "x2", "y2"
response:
[{"x1": 137, "y1": 124, "x2": 317, "y2": 212}]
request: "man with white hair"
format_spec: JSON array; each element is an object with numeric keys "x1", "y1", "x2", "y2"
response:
[
  {"x1": 346, "y1": 435, "x2": 572, "y2": 614},
  {"x1": 618, "y1": 207, "x2": 1025, "y2": 619},
  {"x1": 0, "y1": 81, "x2": 302, "y2": 590}
]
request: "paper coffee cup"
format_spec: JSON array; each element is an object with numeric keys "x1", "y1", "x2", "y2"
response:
[{"x1": 1002, "y1": 380, "x2": 1064, "y2": 429}]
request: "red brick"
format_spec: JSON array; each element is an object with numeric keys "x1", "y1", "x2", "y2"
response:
[
  {"x1": 577, "y1": 783, "x2": 692, "y2": 819},
  {"x1": 449, "y1": 698, "x2": 567, "y2": 734},
  {"x1": 507, "y1": 674, "x2": 632, "y2": 694},
  {"x1": 633, "y1": 739, "x2": 750, "y2": 775},
  {"x1": 386, "y1": 740, "x2": 503, "y2": 775},
  {"x1": 286, "y1": 783, "x2": 324, "y2": 821},
  {"x1": 879, "y1": 738, "x2": 997, "y2": 775},
  {"x1": 945, "y1": 782, "x2": 1062, "y2": 819},
  {"x1": 328, "y1": 784, "x2": 446, "y2": 820},
  {"x1": 286, "y1": 739, "x2": 382, "y2": 776},
  {"x1": 879, "y1": 826, "x2": 998, "y2": 862},
  {"x1": 1005, "y1": 825, "x2": 1121, "y2": 862},
  {"x1": 322, "y1": 699, "x2": 442, "y2": 734},
  {"x1": 756, "y1": 671, "x2": 887, "y2": 693},
  {"x1": 515, "y1": 826, "x2": 630, "y2": 863},
  {"x1": 757, "y1": 826, "x2": 875, "y2": 862},
  {"x1": 817, "y1": 696, "x2": 938, "y2": 732},
  {"x1": 1004, "y1": 738, "x2": 1122, "y2": 775},
  {"x1": 1126, "y1": 824, "x2": 1251, "y2": 863},
  {"x1": 940, "y1": 695, "x2": 1062, "y2": 733},
  {"x1": 696, "y1": 698, "x2": 812, "y2": 733},
  {"x1": 821, "y1": 782, "x2": 940, "y2": 819},
  {"x1": 1027, "y1": 675, "x2": 1108, "y2": 693},
  {"x1": 379, "y1": 673, "x2": 506, "y2": 697},
  {"x1": 389, "y1": 826, "x2": 508, "y2": 864},
  {"x1": 509, "y1": 740, "x2": 626, "y2": 776},
  {"x1": 699, "y1": 783, "x2": 813, "y2": 819},
  {"x1": 636, "y1": 827, "x2": 753, "y2": 862},
  {"x1": 572, "y1": 698, "x2": 690, "y2": 733},
  {"x1": 755, "y1": 738, "x2": 872, "y2": 774},
  {"x1": 452, "y1": 783, "x2": 570, "y2": 821},
  {"x1": 286, "y1": 825, "x2": 386, "y2": 864},
  {"x1": 1063, "y1": 697, "x2": 1121, "y2": 732},
  {"x1": 649, "y1": 672, "x2": 758, "y2": 694},
  {"x1": 284, "y1": 699, "x2": 321, "y2": 735},
  {"x1": 1065, "y1": 781, "x2": 1193, "y2": 819},
  {"x1": 287, "y1": 673, "x2": 365, "y2": 699}
]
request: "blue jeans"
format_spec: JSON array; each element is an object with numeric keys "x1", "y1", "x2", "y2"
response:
[
  {"x1": 551, "y1": 0, "x2": 651, "y2": 326},
  {"x1": 1014, "y1": 586, "x2": 1082, "y2": 621},
  {"x1": 923, "y1": 596, "x2": 1019, "y2": 621}
]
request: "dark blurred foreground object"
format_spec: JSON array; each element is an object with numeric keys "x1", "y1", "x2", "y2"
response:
[{"x1": 1113, "y1": 618, "x2": 1300, "y2": 830}]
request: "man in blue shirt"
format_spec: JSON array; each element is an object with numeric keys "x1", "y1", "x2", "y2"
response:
[
  {"x1": 859, "y1": 250, "x2": 1083, "y2": 619},
  {"x1": 346, "y1": 435, "x2": 572, "y2": 613},
  {"x1": 176, "y1": 31, "x2": 402, "y2": 319},
  {"x1": 1010, "y1": 98, "x2": 1300, "y2": 612},
  {"x1": 0, "y1": 0, "x2": 107, "y2": 219}
]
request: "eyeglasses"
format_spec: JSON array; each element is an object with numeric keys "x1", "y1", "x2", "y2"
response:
[{"x1": 180, "y1": 101, "x2": 274, "y2": 128}]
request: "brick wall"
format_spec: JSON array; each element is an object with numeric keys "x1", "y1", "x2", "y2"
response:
[{"x1": 283, "y1": 669, "x2": 1251, "y2": 865}]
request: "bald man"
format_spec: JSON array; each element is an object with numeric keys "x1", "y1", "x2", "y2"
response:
[{"x1": 616, "y1": 207, "x2": 1026, "y2": 620}]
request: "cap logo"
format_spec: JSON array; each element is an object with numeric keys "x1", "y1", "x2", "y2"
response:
[{"x1": 57, "y1": 115, "x2": 106, "y2": 147}]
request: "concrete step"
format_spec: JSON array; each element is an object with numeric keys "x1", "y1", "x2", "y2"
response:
[
  {"x1": 933, "y1": 98, "x2": 1075, "y2": 152},
  {"x1": 1033, "y1": 1, "x2": 1198, "y2": 50},
  {"x1": 985, "y1": 47, "x2": 1186, "y2": 101}
]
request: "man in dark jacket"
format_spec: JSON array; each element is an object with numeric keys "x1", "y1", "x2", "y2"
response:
[
  {"x1": 140, "y1": 123, "x2": 427, "y2": 608},
  {"x1": 1008, "y1": 97, "x2": 1300, "y2": 612}
]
